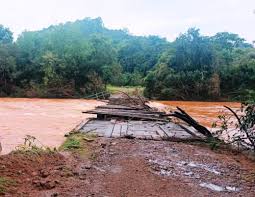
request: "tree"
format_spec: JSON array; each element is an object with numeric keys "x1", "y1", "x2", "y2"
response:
[
  {"x1": 118, "y1": 36, "x2": 168, "y2": 78},
  {"x1": 0, "y1": 25, "x2": 13, "y2": 44},
  {"x1": 41, "y1": 51, "x2": 63, "y2": 87},
  {"x1": 144, "y1": 27, "x2": 255, "y2": 101},
  {"x1": 211, "y1": 32, "x2": 252, "y2": 50},
  {"x1": 0, "y1": 45, "x2": 16, "y2": 95},
  {"x1": 0, "y1": 19, "x2": 254, "y2": 100},
  {"x1": 209, "y1": 73, "x2": 221, "y2": 98},
  {"x1": 171, "y1": 28, "x2": 214, "y2": 71}
]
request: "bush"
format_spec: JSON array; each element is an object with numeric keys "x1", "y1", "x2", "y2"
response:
[{"x1": 214, "y1": 103, "x2": 255, "y2": 152}]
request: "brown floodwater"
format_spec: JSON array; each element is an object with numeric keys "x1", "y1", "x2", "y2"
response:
[
  {"x1": 0, "y1": 99, "x2": 240, "y2": 154},
  {"x1": 0, "y1": 98, "x2": 104, "y2": 154},
  {"x1": 159, "y1": 101, "x2": 241, "y2": 127}
]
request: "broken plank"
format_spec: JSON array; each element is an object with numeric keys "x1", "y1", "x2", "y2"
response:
[
  {"x1": 83, "y1": 111, "x2": 167, "y2": 121},
  {"x1": 158, "y1": 125, "x2": 170, "y2": 138},
  {"x1": 155, "y1": 126, "x2": 167, "y2": 139}
]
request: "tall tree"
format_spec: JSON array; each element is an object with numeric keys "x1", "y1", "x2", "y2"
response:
[{"x1": 0, "y1": 25, "x2": 13, "y2": 44}]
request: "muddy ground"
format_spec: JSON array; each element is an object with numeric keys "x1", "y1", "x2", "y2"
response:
[{"x1": 0, "y1": 137, "x2": 255, "y2": 197}]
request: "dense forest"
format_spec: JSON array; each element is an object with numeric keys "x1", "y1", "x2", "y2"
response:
[{"x1": 0, "y1": 17, "x2": 254, "y2": 100}]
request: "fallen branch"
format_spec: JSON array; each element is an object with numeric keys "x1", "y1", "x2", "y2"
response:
[
  {"x1": 165, "y1": 107, "x2": 213, "y2": 138},
  {"x1": 224, "y1": 106, "x2": 241, "y2": 125}
]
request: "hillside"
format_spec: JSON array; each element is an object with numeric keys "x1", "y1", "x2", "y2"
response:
[{"x1": 0, "y1": 18, "x2": 254, "y2": 100}]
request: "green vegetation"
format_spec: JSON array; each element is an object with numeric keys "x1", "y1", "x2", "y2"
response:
[
  {"x1": 60, "y1": 132, "x2": 96, "y2": 154},
  {"x1": 214, "y1": 103, "x2": 255, "y2": 152},
  {"x1": 0, "y1": 177, "x2": 15, "y2": 195},
  {"x1": 144, "y1": 29, "x2": 255, "y2": 100},
  {"x1": 13, "y1": 135, "x2": 57, "y2": 155},
  {"x1": 0, "y1": 18, "x2": 254, "y2": 101}
]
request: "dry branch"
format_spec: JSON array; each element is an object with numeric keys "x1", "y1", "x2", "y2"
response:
[{"x1": 165, "y1": 107, "x2": 213, "y2": 138}]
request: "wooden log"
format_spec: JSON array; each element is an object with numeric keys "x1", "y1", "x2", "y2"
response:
[{"x1": 165, "y1": 107, "x2": 213, "y2": 138}]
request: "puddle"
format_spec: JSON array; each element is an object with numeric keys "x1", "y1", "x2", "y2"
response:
[
  {"x1": 199, "y1": 183, "x2": 225, "y2": 192},
  {"x1": 200, "y1": 182, "x2": 240, "y2": 192},
  {"x1": 187, "y1": 162, "x2": 221, "y2": 175}
]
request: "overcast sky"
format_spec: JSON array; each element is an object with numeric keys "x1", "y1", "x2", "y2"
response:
[{"x1": 0, "y1": 0, "x2": 254, "y2": 42}]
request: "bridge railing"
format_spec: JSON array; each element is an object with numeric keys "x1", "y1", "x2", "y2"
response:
[{"x1": 84, "y1": 91, "x2": 110, "y2": 100}]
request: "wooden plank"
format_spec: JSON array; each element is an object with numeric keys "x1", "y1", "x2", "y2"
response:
[
  {"x1": 155, "y1": 126, "x2": 167, "y2": 139},
  {"x1": 84, "y1": 107, "x2": 164, "y2": 114},
  {"x1": 82, "y1": 121, "x2": 113, "y2": 132},
  {"x1": 158, "y1": 125, "x2": 171, "y2": 138},
  {"x1": 80, "y1": 119, "x2": 200, "y2": 141},
  {"x1": 145, "y1": 135, "x2": 153, "y2": 140},
  {"x1": 160, "y1": 123, "x2": 194, "y2": 139},
  {"x1": 151, "y1": 133, "x2": 161, "y2": 140},
  {"x1": 120, "y1": 122, "x2": 128, "y2": 136},
  {"x1": 97, "y1": 105, "x2": 144, "y2": 110},
  {"x1": 82, "y1": 120, "x2": 115, "y2": 137},
  {"x1": 83, "y1": 111, "x2": 167, "y2": 121},
  {"x1": 126, "y1": 122, "x2": 134, "y2": 136},
  {"x1": 84, "y1": 109, "x2": 162, "y2": 116},
  {"x1": 129, "y1": 129, "x2": 146, "y2": 137},
  {"x1": 97, "y1": 106, "x2": 164, "y2": 114},
  {"x1": 105, "y1": 121, "x2": 115, "y2": 137},
  {"x1": 135, "y1": 135, "x2": 145, "y2": 139},
  {"x1": 112, "y1": 123, "x2": 122, "y2": 137}
]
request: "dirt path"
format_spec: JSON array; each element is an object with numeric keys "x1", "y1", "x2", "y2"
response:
[{"x1": 1, "y1": 138, "x2": 255, "y2": 196}]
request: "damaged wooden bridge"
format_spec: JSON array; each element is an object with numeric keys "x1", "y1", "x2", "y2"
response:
[{"x1": 80, "y1": 94, "x2": 212, "y2": 141}]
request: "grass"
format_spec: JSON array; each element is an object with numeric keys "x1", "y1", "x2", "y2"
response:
[
  {"x1": 13, "y1": 145, "x2": 57, "y2": 156},
  {"x1": 59, "y1": 132, "x2": 97, "y2": 155},
  {"x1": 12, "y1": 135, "x2": 57, "y2": 156},
  {"x1": 0, "y1": 177, "x2": 16, "y2": 195},
  {"x1": 206, "y1": 137, "x2": 226, "y2": 150},
  {"x1": 106, "y1": 85, "x2": 144, "y2": 96}
]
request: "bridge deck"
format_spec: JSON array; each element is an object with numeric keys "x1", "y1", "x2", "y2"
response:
[{"x1": 80, "y1": 119, "x2": 204, "y2": 141}]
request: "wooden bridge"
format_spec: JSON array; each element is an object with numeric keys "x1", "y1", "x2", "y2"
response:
[{"x1": 79, "y1": 94, "x2": 207, "y2": 141}]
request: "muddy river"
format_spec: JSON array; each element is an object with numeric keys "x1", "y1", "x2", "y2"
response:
[
  {"x1": 0, "y1": 98, "x2": 240, "y2": 154},
  {"x1": 0, "y1": 98, "x2": 104, "y2": 154},
  {"x1": 160, "y1": 101, "x2": 240, "y2": 127}
]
